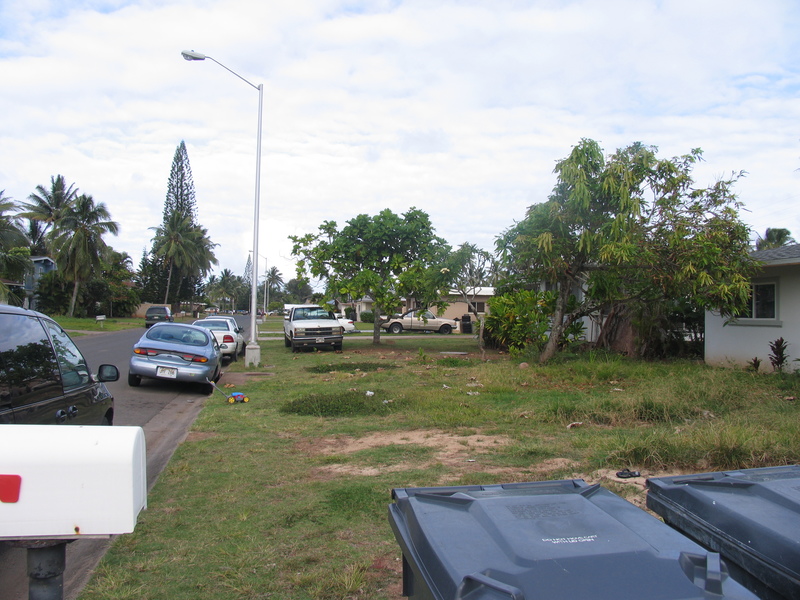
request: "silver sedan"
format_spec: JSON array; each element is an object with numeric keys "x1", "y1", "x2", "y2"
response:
[{"x1": 128, "y1": 323, "x2": 222, "y2": 393}]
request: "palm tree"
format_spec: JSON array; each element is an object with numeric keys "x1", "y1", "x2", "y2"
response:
[
  {"x1": 51, "y1": 194, "x2": 119, "y2": 317},
  {"x1": 20, "y1": 175, "x2": 79, "y2": 248},
  {"x1": 216, "y1": 268, "x2": 240, "y2": 312},
  {"x1": 150, "y1": 212, "x2": 218, "y2": 305},
  {"x1": 263, "y1": 265, "x2": 284, "y2": 311},
  {"x1": 756, "y1": 228, "x2": 795, "y2": 251}
]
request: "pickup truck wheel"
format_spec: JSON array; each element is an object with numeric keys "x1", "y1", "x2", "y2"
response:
[
  {"x1": 284, "y1": 336, "x2": 291, "y2": 348},
  {"x1": 389, "y1": 323, "x2": 403, "y2": 334},
  {"x1": 438, "y1": 324, "x2": 452, "y2": 335},
  {"x1": 334, "y1": 343, "x2": 342, "y2": 351}
]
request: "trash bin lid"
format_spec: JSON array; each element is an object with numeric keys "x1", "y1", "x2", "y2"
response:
[
  {"x1": 389, "y1": 479, "x2": 758, "y2": 600},
  {"x1": 647, "y1": 465, "x2": 800, "y2": 600}
]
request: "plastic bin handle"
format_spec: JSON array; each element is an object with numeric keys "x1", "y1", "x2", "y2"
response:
[{"x1": 456, "y1": 571, "x2": 525, "y2": 600}]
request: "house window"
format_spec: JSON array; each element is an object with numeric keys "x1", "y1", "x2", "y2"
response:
[{"x1": 738, "y1": 282, "x2": 777, "y2": 320}]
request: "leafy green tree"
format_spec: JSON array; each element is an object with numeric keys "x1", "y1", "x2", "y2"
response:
[
  {"x1": 497, "y1": 139, "x2": 756, "y2": 362},
  {"x1": 283, "y1": 278, "x2": 313, "y2": 305},
  {"x1": 291, "y1": 208, "x2": 451, "y2": 344},
  {"x1": 51, "y1": 194, "x2": 119, "y2": 317},
  {"x1": 19, "y1": 175, "x2": 79, "y2": 248},
  {"x1": 755, "y1": 228, "x2": 795, "y2": 250},
  {"x1": 34, "y1": 271, "x2": 72, "y2": 315},
  {"x1": 0, "y1": 192, "x2": 31, "y2": 301},
  {"x1": 99, "y1": 250, "x2": 140, "y2": 317},
  {"x1": 441, "y1": 242, "x2": 497, "y2": 352}
]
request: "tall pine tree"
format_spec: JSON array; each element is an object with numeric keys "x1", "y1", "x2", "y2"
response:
[
  {"x1": 141, "y1": 141, "x2": 217, "y2": 305},
  {"x1": 163, "y1": 141, "x2": 198, "y2": 225}
]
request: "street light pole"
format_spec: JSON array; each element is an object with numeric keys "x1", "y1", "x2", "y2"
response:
[{"x1": 181, "y1": 50, "x2": 262, "y2": 366}]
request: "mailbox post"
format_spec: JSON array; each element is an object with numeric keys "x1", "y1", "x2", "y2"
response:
[{"x1": 0, "y1": 425, "x2": 147, "y2": 600}]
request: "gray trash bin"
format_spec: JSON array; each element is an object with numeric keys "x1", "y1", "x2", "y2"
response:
[
  {"x1": 647, "y1": 465, "x2": 800, "y2": 600},
  {"x1": 389, "y1": 479, "x2": 758, "y2": 600}
]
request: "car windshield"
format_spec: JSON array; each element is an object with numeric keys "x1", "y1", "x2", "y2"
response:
[
  {"x1": 146, "y1": 325, "x2": 209, "y2": 347},
  {"x1": 294, "y1": 307, "x2": 335, "y2": 320}
]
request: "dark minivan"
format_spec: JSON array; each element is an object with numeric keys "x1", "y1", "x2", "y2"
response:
[
  {"x1": 0, "y1": 304, "x2": 118, "y2": 425},
  {"x1": 145, "y1": 305, "x2": 173, "y2": 328}
]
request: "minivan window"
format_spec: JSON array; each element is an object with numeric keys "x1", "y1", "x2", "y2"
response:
[
  {"x1": 0, "y1": 314, "x2": 62, "y2": 409},
  {"x1": 44, "y1": 319, "x2": 91, "y2": 391}
]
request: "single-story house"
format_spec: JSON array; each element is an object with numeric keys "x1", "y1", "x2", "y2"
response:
[
  {"x1": 23, "y1": 256, "x2": 57, "y2": 310},
  {"x1": 348, "y1": 288, "x2": 495, "y2": 324},
  {"x1": 705, "y1": 244, "x2": 800, "y2": 370}
]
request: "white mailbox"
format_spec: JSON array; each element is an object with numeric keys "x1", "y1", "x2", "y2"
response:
[{"x1": 0, "y1": 425, "x2": 147, "y2": 540}]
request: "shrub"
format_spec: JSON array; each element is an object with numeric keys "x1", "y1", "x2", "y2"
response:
[
  {"x1": 769, "y1": 337, "x2": 790, "y2": 372},
  {"x1": 360, "y1": 311, "x2": 374, "y2": 323}
]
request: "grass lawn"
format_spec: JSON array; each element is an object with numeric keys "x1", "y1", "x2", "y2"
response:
[{"x1": 79, "y1": 335, "x2": 800, "y2": 600}]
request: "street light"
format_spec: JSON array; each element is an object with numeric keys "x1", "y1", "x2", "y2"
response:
[{"x1": 181, "y1": 50, "x2": 262, "y2": 366}]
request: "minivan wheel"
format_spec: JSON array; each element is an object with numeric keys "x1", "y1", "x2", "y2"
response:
[{"x1": 127, "y1": 372, "x2": 141, "y2": 387}]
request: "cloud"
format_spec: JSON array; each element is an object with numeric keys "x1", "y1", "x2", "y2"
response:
[{"x1": 0, "y1": 0, "x2": 799, "y2": 286}]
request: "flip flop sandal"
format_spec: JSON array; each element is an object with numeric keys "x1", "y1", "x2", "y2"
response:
[{"x1": 616, "y1": 468, "x2": 640, "y2": 478}]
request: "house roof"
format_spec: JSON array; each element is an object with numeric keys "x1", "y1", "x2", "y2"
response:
[{"x1": 751, "y1": 243, "x2": 800, "y2": 266}]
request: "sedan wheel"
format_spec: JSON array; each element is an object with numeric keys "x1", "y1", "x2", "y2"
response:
[{"x1": 127, "y1": 372, "x2": 141, "y2": 387}]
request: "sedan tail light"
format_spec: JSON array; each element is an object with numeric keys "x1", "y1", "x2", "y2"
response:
[
  {"x1": 134, "y1": 348, "x2": 208, "y2": 363},
  {"x1": 222, "y1": 334, "x2": 235, "y2": 344}
]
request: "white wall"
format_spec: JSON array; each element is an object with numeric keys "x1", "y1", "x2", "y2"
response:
[{"x1": 705, "y1": 264, "x2": 800, "y2": 370}]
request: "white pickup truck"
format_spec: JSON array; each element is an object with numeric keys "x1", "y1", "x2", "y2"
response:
[{"x1": 283, "y1": 304, "x2": 344, "y2": 352}]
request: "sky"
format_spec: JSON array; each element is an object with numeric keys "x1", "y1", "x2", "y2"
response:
[{"x1": 1, "y1": 0, "x2": 799, "y2": 288}]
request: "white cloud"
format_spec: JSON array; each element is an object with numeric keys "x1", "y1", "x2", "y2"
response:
[{"x1": 1, "y1": 0, "x2": 799, "y2": 287}]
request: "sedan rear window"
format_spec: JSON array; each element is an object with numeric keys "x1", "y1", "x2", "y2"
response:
[{"x1": 146, "y1": 326, "x2": 209, "y2": 347}]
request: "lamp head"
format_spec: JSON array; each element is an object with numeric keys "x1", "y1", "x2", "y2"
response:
[{"x1": 181, "y1": 50, "x2": 206, "y2": 61}]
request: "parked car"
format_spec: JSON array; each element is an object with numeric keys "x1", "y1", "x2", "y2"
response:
[
  {"x1": 380, "y1": 309, "x2": 458, "y2": 334},
  {"x1": 192, "y1": 318, "x2": 244, "y2": 361},
  {"x1": 145, "y1": 305, "x2": 173, "y2": 328},
  {"x1": 209, "y1": 315, "x2": 245, "y2": 337},
  {"x1": 336, "y1": 314, "x2": 357, "y2": 333},
  {"x1": 128, "y1": 322, "x2": 221, "y2": 393},
  {"x1": 0, "y1": 305, "x2": 118, "y2": 425},
  {"x1": 283, "y1": 305, "x2": 344, "y2": 352}
]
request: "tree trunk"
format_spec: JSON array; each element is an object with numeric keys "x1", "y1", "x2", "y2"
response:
[
  {"x1": 539, "y1": 279, "x2": 571, "y2": 363},
  {"x1": 163, "y1": 261, "x2": 174, "y2": 305},
  {"x1": 372, "y1": 302, "x2": 383, "y2": 345},
  {"x1": 68, "y1": 280, "x2": 80, "y2": 318}
]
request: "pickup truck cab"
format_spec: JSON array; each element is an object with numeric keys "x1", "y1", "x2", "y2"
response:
[{"x1": 283, "y1": 305, "x2": 344, "y2": 352}]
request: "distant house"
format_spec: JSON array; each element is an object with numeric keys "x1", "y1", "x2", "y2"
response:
[
  {"x1": 349, "y1": 288, "x2": 495, "y2": 322},
  {"x1": 23, "y1": 256, "x2": 57, "y2": 311},
  {"x1": 705, "y1": 244, "x2": 800, "y2": 369}
]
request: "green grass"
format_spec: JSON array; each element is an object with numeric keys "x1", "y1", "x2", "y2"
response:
[{"x1": 78, "y1": 337, "x2": 800, "y2": 600}]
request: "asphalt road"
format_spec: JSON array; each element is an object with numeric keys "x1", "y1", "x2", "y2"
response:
[{"x1": 0, "y1": 320, "x2": 237, "y2": 600}]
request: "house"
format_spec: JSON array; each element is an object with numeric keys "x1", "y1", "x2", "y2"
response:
[
  {"x1": 348, "y1": 288, "x2": 495, "y2": 324},
  {"x1": 705, "y1": 244, "x2": 800, "y2": 369},
  {"x1": 23, "y1": 256, "x2": 57, "y2": 310}
]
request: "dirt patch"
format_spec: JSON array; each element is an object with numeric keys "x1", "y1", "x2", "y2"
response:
[
  {"x1": 218, "y1": 371, "x2": 275, "y2": 386},
  {"x1": 303, "y1": 429, "x2": 595, "y2": 485},
  {"x1": 301, "y1": 428, "x2": 690, "y2": 507}
]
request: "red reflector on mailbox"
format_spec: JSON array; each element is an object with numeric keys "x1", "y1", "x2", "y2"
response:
[{"x1": 0, "y1": 475, "x2": 21, "y2": 503}]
